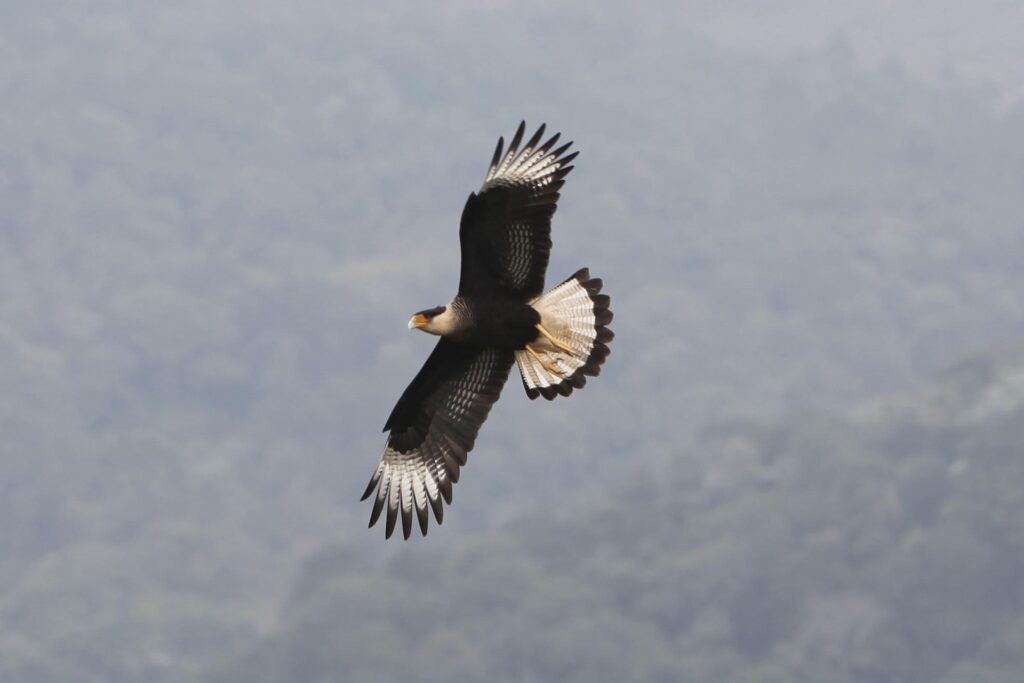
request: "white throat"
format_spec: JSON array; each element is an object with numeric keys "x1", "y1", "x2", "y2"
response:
[{"x1": 422, "y1": 303, "x2": 461, "y2": 336}]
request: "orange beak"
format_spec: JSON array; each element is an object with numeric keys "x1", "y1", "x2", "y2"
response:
[{"x1": 408, "y1": 313, "x2": 429, "y2": 330}]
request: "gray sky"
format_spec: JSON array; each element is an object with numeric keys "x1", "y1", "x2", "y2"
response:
[
  {"x1": 501, "y1": 0, "x2": 1024, "y2": 103},
  {"x1": 433, "y1": 1, "x2": 1024, "y2": 107},
  {"x1": 686, "y1": 1, "x2": 1024, "y2": 101}
]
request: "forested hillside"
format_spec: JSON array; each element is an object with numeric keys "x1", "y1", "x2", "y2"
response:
[
  {"x1": 206, "y1": 347, "x2": 1024, "y2": 682},
  {"x1": 2, "y1": 2, "x2": 1023, "y2": 681}
]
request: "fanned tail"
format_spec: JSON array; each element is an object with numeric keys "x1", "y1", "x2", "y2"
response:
[{"x1": 516, "y1": 268, "x2": 613, "y2": 400}]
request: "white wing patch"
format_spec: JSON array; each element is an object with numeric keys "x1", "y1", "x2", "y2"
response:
[
  {"x1": 482, "y1": 123, "x2": 569, "y2": 193},
  {"x1": 464, "y1": 122, "x2": 577, "y2": 298},
  {"x1": 502, "y1": 223, "x2": 534, "y2": 289},
  {"x1": 364, "y1": 348, "x2": 513, "y2": 538}
]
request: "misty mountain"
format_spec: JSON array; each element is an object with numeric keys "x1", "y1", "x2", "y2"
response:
[
  {"x1": 1, "y1": 2, "x2": 1023, "y2": 681},
  {"x1": 204, "y1": 344, "x2": 1024, "y2": 683}
]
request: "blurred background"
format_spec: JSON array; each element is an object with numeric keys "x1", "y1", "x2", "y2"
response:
[{"x1": 3, "y1": 1, "x2": 1024, "y2": 681}]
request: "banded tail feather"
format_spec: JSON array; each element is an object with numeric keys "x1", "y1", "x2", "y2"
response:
[{"x1": 516, "y1": 268, "x2": 613, "y2": 400}]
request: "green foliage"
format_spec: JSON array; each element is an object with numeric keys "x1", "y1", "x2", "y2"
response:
[
  {"x1": 209, "y1": 351, "x2": 1024, "y2": 682},
  {"x1": 2, "y1": 2, "x2": 1024, "y2": 681}
]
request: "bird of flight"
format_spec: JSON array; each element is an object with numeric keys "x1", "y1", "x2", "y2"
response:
[{"x1": 361, "y1": 122, "x2": 614, "y2": 539}]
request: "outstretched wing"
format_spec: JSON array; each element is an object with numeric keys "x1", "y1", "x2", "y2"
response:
[
  {"x1": 361, "y1": 340, "x2": 514, "y2": 539},
  {"x1": 458, "y1": 122, "x2": 578, "y2": 299}
]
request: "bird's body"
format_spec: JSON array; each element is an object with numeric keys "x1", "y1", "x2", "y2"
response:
[
  {"x1": 425, "y1": 296, "x2": 540, "y2": 348},
  {"x1": 362, "y1": 122, "x2": 613, "y2": 538}
]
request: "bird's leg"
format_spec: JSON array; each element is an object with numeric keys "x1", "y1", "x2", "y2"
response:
[
  {"x1": 534, "y1": 323, "x2": 575, "y2": 355},
  {"x1": 525, "y1": 344, "x2": 564, "y2": 377}
]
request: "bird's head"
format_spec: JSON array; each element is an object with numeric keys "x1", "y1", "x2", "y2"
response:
[{"x1": 408, "y1": 305, "x2": 450, "y2": 335}]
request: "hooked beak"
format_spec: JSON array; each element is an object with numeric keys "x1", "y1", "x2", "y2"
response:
[{"x1": 408, "y1": 313, "x2": 428, "y2": 330}]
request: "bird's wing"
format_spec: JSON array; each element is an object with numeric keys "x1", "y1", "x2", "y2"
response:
[
  {"x1": 458, "y1": 122, "x2": 577, "y2": 299},
  {"x1": 362, "y1": 339, "x2": 514, "y2": 539}
]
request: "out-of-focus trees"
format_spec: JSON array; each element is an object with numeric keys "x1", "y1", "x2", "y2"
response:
[
  {"x1": 3, "y1": 1, "x2": 1024, "y2": 680},
  {"x1": 208, "y1": 348, "x2": 1024, "y2": 682}
]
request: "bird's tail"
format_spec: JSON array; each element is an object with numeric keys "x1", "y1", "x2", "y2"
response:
[{"x1": 516, "y1": 268, "x2": 613, "y2": 400}]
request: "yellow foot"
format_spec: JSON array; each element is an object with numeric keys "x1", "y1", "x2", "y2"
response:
[
  {"x1": 525, "y1": 344, "x2": 564, "y2": 377},
  {"x1": 535, "y1": 323, "x2": 575, "y2": 355}
]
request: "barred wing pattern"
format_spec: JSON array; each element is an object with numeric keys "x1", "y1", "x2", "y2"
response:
[
  {"x1": 361, "y1": 340, "x2": 514, "y2": 539},
  {"x1": 458, "y1": 122, "x2": 578, "y2": 299}
]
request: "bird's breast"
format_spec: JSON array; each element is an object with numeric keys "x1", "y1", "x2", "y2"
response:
[{"x1": 447, "y1": 297, "x2": 540, "y2": 349}]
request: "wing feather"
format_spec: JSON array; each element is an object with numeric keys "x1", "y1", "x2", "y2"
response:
[
  {"x1": 362, "y1": 340, "x2": 514, "y2": 538},
  {"x1": 458, "y1": 122, "x2": 576, "y2": 299}
]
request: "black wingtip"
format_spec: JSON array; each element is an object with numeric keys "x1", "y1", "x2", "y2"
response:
[
  {"x1": 416, "y1": 503, "x2": 429, "y2": 537},
  {"x1": 368, "y1": 492, "x2": 385, "y2": 528},
  {"x1": 401, "y1": 503, "x2": 413, "y2": 540},
  {"x1": 538, "y1": 131, "x2": 561, "y2": 155},
  {"x1": 360, "y1": 481, "x2": 375, "y2": 501},
  {"x1": 551, "y1": 141, "x2": 573, "y2": 159},
  {"x1": 439, "y1": 476, "x2": 453, "y2": 504},
  {"x1": 509, "y1": 121, "x2": 526, "y2": 153},
  {"x1": 429, "y1": 493, "x2": 445, "y2": 524},
  {"x1": 385, "y1": 502, "x2": 398, "y2": 539},
  {"x1": 490, "y1": 136, "x2": 504, "y2": 171},
  {"x1": 524, "y1": 123, "x2": 546, "y2": 152}
]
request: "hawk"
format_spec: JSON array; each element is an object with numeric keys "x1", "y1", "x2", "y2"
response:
[{"x1": 361, "y1": 122, "x2": 613, "y2": 538}]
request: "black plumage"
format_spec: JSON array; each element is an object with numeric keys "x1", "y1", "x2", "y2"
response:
[
  {"x1": 365, "y1": 342, "x2": 513, "y2": 538},
  {"x1": 458, "y1": 122, "x2": 576, "y2": 299},
  {"x1": 361, "y1": 122, "x2": 609, "y2": 539}
]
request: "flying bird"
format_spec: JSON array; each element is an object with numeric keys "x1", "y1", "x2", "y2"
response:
[{"x1": 361, "y1": 122, "x2": 613, "y2": 539}]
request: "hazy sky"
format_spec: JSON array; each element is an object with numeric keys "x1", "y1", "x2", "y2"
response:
[
  {"x1": 641, "y1": 1, "x2": 1024, "y2": 102},
  {"x1": 4, "y1": 3, "x2": 1024, "y2": 680}
]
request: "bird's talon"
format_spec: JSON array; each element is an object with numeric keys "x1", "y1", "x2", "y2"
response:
[
  {"x1": 535, "y1": 323, "x2": 575, "y2": 355},
  {"x1": 526, "y1": 344, "x2": 565, "y2": 377}
]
